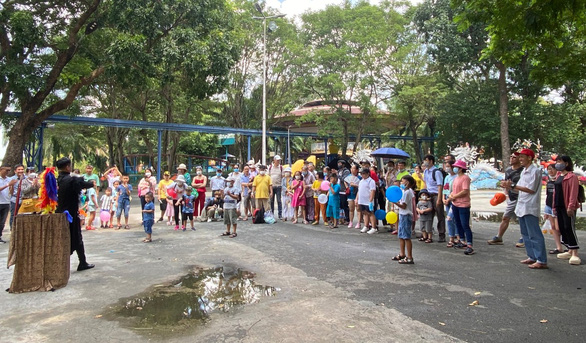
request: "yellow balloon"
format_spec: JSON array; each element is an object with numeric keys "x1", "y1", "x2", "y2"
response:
[
  {"x1": 291, "y1": 159, "x2": 305, "y2": 175},
  {"x1": 386, "y1": 212, "x2": 398, "y2": 224}
]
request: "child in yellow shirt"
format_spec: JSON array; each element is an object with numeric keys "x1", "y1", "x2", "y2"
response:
[{"x1": 312, "y1": 172, "x2": 328, "y2": 225}]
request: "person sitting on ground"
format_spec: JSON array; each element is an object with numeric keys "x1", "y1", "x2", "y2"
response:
[
  {"x1": 142, "y1": 192, "x2": 155, "y2": 243},
  {"x1": 221, "y1": 177, "x2": 240, "y2": 238},
  {"x1": 416, "y1": 189, "x2": 434, "y2": 243},
  {"x1": 203, "y1": 191, "x2": 224, "y2": 222}
]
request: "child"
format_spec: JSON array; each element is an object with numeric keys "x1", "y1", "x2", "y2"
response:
[
  {"x1": 165, "y1": 195, "x2": 175, "y2": 225},
  {"x1": 181, "y1": 187, "x2": 197, "y2": 231},
  {"x1": 100, "y1": 187, "x2": 115, "y2": 228},
  {"x1": 391, "y1": 175, "x2": 416, "y2": 264},
  {"x1": 281, "y1": 167, "x2": 294, "y2": 221},
  {"x1": 167, "y1": 174, "x2": 187, "y2": 230},
  {"x1": 416, "y1": 189, "x2": 433, "y2": 242},
  {"x1": 116, "y1": 173, "x2": 133, "y2": 230},
  {"x1": 312, "y1": 172, "x2": 326, "y2": 225},
  {"x1": 290, "y1": 171, "x2": 306, "y2": 224},
  {"x1": 326, "y1": 174, "x2": 341, "y2": 229},
  {"x1": 142, "y1": 192, "x2": 155, "y2": 242},
  {"x1": 110, "y1": 180, "x2": 120, "y2": 228},
  {"x1": 79, "y1": 189, "x2": 87, "y2": 227},
  {"x1": 221, "y1": 177, "x2": 240, "y2": 238},
  {"x1": 86, "y1": 180, "x2": 98, "y2": 230}
]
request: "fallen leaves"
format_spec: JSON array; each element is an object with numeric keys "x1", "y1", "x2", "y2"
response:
[
  {"x1": 469, "y1": 300, "x2": 479, "y2": 306},
  {"x1": 439, "y1": 322, "x2": 446, "y2": 326},
  {"x1": 94, "y1": 315, "x2": 103, "y2": 318},
  {"x1": 540, "y1": 319, "x2": 548, "y2": 323}
]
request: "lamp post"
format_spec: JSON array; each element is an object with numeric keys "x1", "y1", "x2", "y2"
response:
[
  {"x1": 253, "y1": 4, "x2": 285, "y2": 166},
  {"x1": 287, "y1": 125, "x2": 292, "y2": 165}
]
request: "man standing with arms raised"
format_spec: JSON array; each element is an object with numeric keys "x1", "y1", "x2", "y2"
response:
[
  {"x1": 423, "y1": 155, "x2": 446, "y2": 242},
  {"x1": 56, "y1": 157, "x2": 96, "y2": 271}
]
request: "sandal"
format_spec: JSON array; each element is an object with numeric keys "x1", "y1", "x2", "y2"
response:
[
  {"x1": 221, "y1": 232, "x2": 231, "y2": 236},
  {"x1": 124, "y1": 225, "x2": 130, "y2": 230},
  {"x1": 398, "y1": 258, "x2": 414, "y2": 264},
  {"x1": 115, "y1": 225, "x2": 121, "y2": 230},
  {"x1": 425, "y1": 239, "x2": 433, "y2": 243},
  {"x1": 446, "y1": 242, "x2": 455, "y2": 248},
  {"x1": 418, "y1": 237, "x2": 426, "y2": 241},
  {"x1": 303, "y1": 220, "x2": 309, "y2": 224},
  {"x1": 292, "y1": 219, "x2": 297, "y2": 224},
  {"x1": 528, "y1": 262, "x2": 548, "y2": 269},
  {"x1": 142, "y1": 239, "x2": 152, "y2": 243},
  {"x1": 549, "y1": 248, "x2": 568, "y2": 254},
  {"x1": 392, "y1": 255, "x2": 406, "y2": 261},
  {"x1": 229, "y1": 233, "x2": 237, "y2": 238}
]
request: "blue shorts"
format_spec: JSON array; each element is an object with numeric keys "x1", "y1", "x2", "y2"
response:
[
  {"x1": 326, "y1": 204, "x2": 340, "y2": 219},
  {"x1": 116, "y1": 198, "x2": 130, "y2": 218},
  {"x1": 398, "y1": 214, "x2": 412, "y2": 240},
  {"x1": 143, "y1": 219, "x2": 154, "y2": 234},
  {"x1": 544, "y1": 205, "x2": 555, "y2": 217}
]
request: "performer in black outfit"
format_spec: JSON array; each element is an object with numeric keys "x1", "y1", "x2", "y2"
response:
[{"x1": 56, "y1": 157, "x2": 95, "y2": 271}]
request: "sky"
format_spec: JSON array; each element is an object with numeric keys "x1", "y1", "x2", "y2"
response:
[{"x1": 265, "y1": 0, "x2": 423, "y2": 18}]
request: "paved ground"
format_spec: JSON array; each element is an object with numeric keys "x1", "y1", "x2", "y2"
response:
[{"x1": 0, "y1": 192, "x2": 585, "y2": 343}]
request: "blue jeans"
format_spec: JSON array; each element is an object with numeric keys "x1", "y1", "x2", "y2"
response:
[
  {"x1": 116, "y1": 198, "x2": 130, "y2": 218},
  {"x1": 446, "y1": 204, "x2": 458, "y2": 238},
  {"x1": 519, "y1": 215, "x2": 547, "y2": 264},
  {"x1": 451, "y1": 205, "x2": 473, "y2": 245},
  {"x1": 398, "y1": 214, "x2": 412, "y2": 240},
  {"x1": 143, "y1": 219, "x2": 154, "y2": 234}
]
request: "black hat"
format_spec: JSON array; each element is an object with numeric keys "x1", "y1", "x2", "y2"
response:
[{"x1": 419, "y1": 188, "x2": 430, "y2": 195}]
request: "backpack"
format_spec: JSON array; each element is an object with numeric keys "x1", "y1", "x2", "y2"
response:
[
  {"x1": 252, "y1": 207, "x2": 265, "y2": 224},
  {"x1": 578, "y1": 184, "x2": 585, "y2": 204},
  {"x1": 433, "y1": 168, "x2": 447, "y2": 187}
]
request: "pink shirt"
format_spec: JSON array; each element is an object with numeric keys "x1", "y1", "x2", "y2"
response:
[{"x1": 452, "y1": 174, "x2": 471, "y2": 208}]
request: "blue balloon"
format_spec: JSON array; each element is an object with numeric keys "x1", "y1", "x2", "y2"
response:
[
  {"x1": 374, "y1": 209, "x2": 386, "y2": 220},
  {"x1": 386, "y1": 186, "x2": 402, "y2": 202}
]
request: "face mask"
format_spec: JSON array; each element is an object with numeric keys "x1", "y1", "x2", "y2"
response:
[
  {"x1": 295, "y1": 175, "x2": 301, "y2": 180},
  {"x1": 196, "y1": 171, "x2": 202, "y2": 175},
  {"x1": 453, "y1": 167, "x2": 460, "y2": 174},
  {"x1": 324, "y1": 173, "x2": 328, "y2": 177},
  {"x1": 420, "y1": 195, "x2": 428, "y2": 200},
  {"x1": 444, "y1": 167, "x2": 451, "y2": 173},
  {"x1": 259, "y1": 171, "x2": 266, "y2": 175},
  {"x1": 145, "y1": 172, "x2": 151, "y2": 177},
  {"x1": 400, "y1": 184, "x2": 406, "y2": 190},
  {"x1": 217, "y1": 172, "x2": 222, "y2": 176},
  {"x1": 234, "y1": 169, "x2": 239, "y2": 173},
  {"x1": 338, "y1": 165, "x2": 343, "y2": 169},
  {"x1": 555, "y1": 163, "x2": 565, "y2": 171},
  {"x1": 302, "y1": 171, "x2": 308, "y2": 176}
]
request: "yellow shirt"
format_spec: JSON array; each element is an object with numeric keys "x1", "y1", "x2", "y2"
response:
[
  {"x1": 412, "y1": 173, "x2": 426, "y2": 191},
  {"x1": 312, "y1": 180, "x2": 323, "y2": 198},
  {"x1": 158, "y1": 179, "x2": 173, "y2": 199},
  {"x1": 252, "y1": 174, "x2": 273, "y2": 199}
]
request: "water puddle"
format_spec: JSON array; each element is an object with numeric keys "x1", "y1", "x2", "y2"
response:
[{"x1": 104, "y1": 266, "x2": 278, "y2": 336}]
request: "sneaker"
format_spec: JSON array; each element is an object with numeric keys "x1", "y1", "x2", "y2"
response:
[
  {"x1": 355, "y1": 223, "x2": 360, "y2": 229},
  {"x1": 515, "y1": 238, "x2": 524, "y2": 248},
  {"x1": 348, "y1": 223, "x2": 353, "y2": 228},
  {"x1": 454, "y1": 242, "x2": 467, "y2": 249},
  {"x1": 464, "y1": 247, "x2": 475, "y2": 255},
  {"x1": 360, "y1": 226, "x2": 369, "y2": 233},
  {"x1": 312, "y1": 221, "x2": 319, "y2": 226},
  {"x1": 557, "y1": 252, "x2": 572, "y2": 260},
  {"x1": 207, "y1": 218, "x2": 212, "y2": 223},
  {"x1": 487, "y1": 236, "x2": 503, "y2": 245},
  {"x1": 367, "y1": 228, "x2": 378, "y2": 235},
  {"x1": 174, "y1": 225, "x2": 179, "y2": 231},
  {"x1": 569, "y1": 256, "x2": 581, "y2": 265},
  {"x1": 191, "y1": 226, "x2": 196, "y2": 231}
]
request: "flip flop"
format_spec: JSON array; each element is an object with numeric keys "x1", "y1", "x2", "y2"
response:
[
  {"x1": 221, "y1": 232, "x2": 231, "y2": 236},
  {"x1": 142, "y1": 239, "x2": 152, "y2": 243},
  {"x1": 528, "y1": 262, "x2": 548, "y2": 269}
]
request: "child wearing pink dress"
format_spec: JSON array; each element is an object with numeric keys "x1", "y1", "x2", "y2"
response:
[
  {"x1": 164, "y1": 196, "x2": 174, "y2": 225},
  {"x1": 291, "y1": 171, "x2": 306, "y2": 224}
]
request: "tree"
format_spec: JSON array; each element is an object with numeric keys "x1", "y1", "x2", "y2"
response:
[{"x1": 0, "y1": 0, "x2": 240, "y2": 168}]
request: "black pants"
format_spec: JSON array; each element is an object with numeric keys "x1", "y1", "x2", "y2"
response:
[
  {"x1": 556, "y1": 206, "x2": 579, "y2": 249},
  {"x1": 174, "y1": 204, "x2": 182, "y2": 225},
  {"x1": 340, "y1": 193, "x2": 349, "y2": 221},
  {"x1": 140, "y1": 195, "x2": 146, "y2": 211},
  {"x1": 159, "y1": 199, "x2": 167, "y2": 219},
  {"x1": 430, "y1": 194, "x2": 446, "y2": 239},
  {"x1": 0, "y1": 203, "x2": 9, "y2": 238},
  {"x1": 270, "y1": 186, "x2": 282, "y2": 217}
]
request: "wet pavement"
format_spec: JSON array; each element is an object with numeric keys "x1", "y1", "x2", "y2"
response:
[{"x1": 0, "y1": 192, "x2": 584, "y2": 342}]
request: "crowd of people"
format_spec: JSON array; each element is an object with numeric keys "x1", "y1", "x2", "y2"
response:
[{"x1": 1, "y1": 149, "x2": 583, "y2": 269}]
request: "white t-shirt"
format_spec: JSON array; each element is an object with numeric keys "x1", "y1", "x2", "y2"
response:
[
  {"x1": 357, "y1": 177, "x2": 376, "y2": 206},
  {"x1": 399, "y1": 188, "x2": 414, "y2": 216},
  {"x1": 223, "y1": 186, "x2": 240, "y2": 210}
]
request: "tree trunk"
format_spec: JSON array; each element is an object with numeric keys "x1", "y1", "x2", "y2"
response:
[
  {"x1": 409, "y1": 112, "x2": 423, "y2": 164},
  {"x1": 497, "y1": 62, "x2": 511, "y2": 169},
  {"x1": 3, "y1": 116, "x2": 34, "y2": 168}
]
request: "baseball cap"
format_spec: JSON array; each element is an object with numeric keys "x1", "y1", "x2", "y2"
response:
[
  {"x1": 164, "y1": 171, "x2": 170, "y2": 176},
  {"x1": 519, "y1": 149, "x2": 535, "y2": 159},
  {"x1": 274, "y1": 155, "x2": 281, "y2": 160}
]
